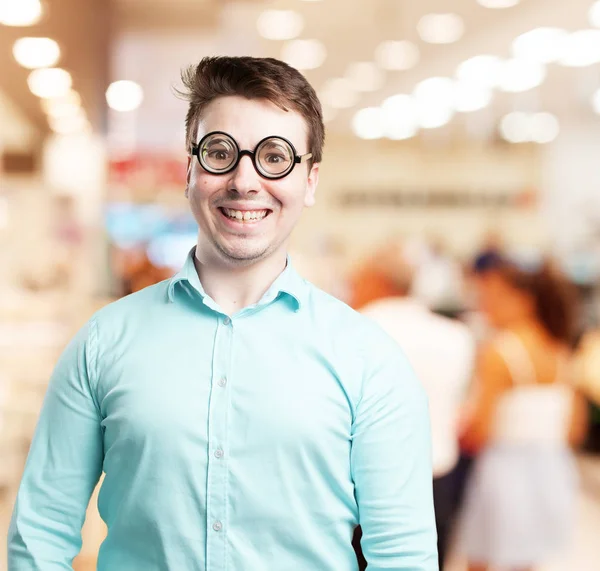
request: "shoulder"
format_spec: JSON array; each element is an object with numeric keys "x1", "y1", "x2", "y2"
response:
[
  {"x1": 92, "y1": 279, "x2": 171, "y2": 323},
  {"x1": 476, "y1": 335, "x2": 513, "y2": 386},
  {"x1": 86, "y1": 279, "x2": 172, "y2": 345},
  {"x1": 302, "y1": 284, "x2": 418, "y2": 403},
  {"x1": 303, "y1": 282, "x2": 401, "y2": 357}
]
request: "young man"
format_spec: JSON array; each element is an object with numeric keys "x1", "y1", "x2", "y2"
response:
[{"x1": 8, "y1": 57, "x2": 438, "y2": 570}]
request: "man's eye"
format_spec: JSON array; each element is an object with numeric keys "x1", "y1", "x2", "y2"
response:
[
  {"x1": 208, "y1": 150, "x2": 230, "y2": 161},
  {"x1": 265, "y1": 154, "x2": 285, "y2": 164}
]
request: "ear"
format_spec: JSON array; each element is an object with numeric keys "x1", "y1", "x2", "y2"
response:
[
  {"x1": 304, "y1": 163, "x2": 319, "y2": 208},
  {"x1": 185, "y1": 156, "x2": 192, "y2": 198}
]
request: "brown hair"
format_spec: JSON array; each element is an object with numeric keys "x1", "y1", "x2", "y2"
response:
[
  {"x1": 479, "y1": 257, "x2": 579, "y2": 344},
  {"x1": 176, "y1": 56, "x2": 325, "y2": 165}
]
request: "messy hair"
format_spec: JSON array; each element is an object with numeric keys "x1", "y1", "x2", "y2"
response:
[{"x1": 176, "y1": 56, "x2": 325, "y2": 166}]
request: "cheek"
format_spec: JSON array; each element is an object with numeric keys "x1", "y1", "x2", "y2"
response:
[
  {"x1": 269, "y1": 177, "x2": 309, "y2": 211},
  {"x1": 190, "y1": 177, "x2": 215, "y2": 204}
]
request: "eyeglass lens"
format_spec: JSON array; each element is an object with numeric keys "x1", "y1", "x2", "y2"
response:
[{"x1": 200, "y1": 133, "x2": 295, "y2": 177}]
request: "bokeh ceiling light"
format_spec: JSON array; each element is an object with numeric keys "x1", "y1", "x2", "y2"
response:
[
  {"x1": 499, "y1": 111, "x2": 559, "y2": 144},
  {"x1": 558, "y1": 30, "x2": 600, "y2": 67},
  {"x1": 592, "y1": 89, "x2": 600, "y2": 114},
  {"x1": 27, "y1": 68, "x2": 73, "y2": 99},
  {"x1": 498, "y1": 59, "x2": 546, "y2": 92},
  {"x1": 414, "y1": 77, "x2": 455, "y2": 108},
  {"x1": 454, "y1": 82, "x2": 493, "y2": 113},
  {"x1": 416, "y1": 105, "x2": 455, "y2": 129},
  {"x1": 41, "y1": 89, "x2": 81, "y2": 114},
  {"x1": 352, "y1": 107, "x2": 385, "y2": 140},
  {"x1": 499, "y1": 112, "x2": 530, "y2": 143},
  {"x1": 530, "y1": 112, "x2": 560, "y2": 144},
  {"x1": 456, "y1": 55, "x2": 503, "y2": 89},
  {"x1": 257, "y1": 10, "x2": 304, "y2": 41},
  {"x1": 345, "y1": 62, "x2": 385, "y2": 92},
  {"x1": 106, "y1": 80, "x2": 144, "y2": 112},
  {"x1": 320, "y1": 78, "x2": 359, "y2": 109},
  {"x1": 13, "y1": 38, "x2": 60, "y2": 70},
  {"x1": 382, "y1": 94, "x2": 414, "y2": 115},
  {"x1": 374, "y1": 40, "x2": 420, "y2": 71},
  {"x1": 386, "y1": 123, "x2": 418, "y2": 141},
  {"x1": 381, "y1": 95, "x2": 419, "y2": 140},
  {"x1": 512, "y1": 28, "x2": 568, "y2": 64},
  {"x1": 49, "y1": 114, "x2": 90, "y2": 136},
  {"x1": 477, "y1": 0, "x2": 520, "y2": 8},
  {"x1": 281, "y1": 39, "x2": 326, "y2": 70},
  {"x1": 417, "y1": 13, "x2": 464, "y2": 45},
  {"x1": 44, "y1": 99, "x2": 83, "y2": 120},
  {"x1": 589, "y1": 1, "x2": 600, "y2": 28},
  {"x1": 412, "y1": 78, "x2": 456, "y2": 129},
  {"x1": 0, "y1": 0, "x2": 42, "y2": 26}
]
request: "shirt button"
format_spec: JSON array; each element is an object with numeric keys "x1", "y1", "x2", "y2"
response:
[
  {"x1": 218, "y1": 377, "x2": 227, "y2": 388},
  {"x1": 223, "y1": 316, "x2": 231, "y2": 325},
  {"x1": 214, "y1": 449, "x2": 224, "y2": 459},
  {"x1": 213, "y1": 521, "x2": 223, "y2": 532}
]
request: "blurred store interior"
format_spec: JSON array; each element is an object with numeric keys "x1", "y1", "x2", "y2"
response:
[{"x1": 2, "y1": 0, "x2": 600, "y2": 569}]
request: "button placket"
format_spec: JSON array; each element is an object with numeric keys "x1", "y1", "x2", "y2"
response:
[{"x1": 206, "y1": 316, "x2": 233, "y2": 570}]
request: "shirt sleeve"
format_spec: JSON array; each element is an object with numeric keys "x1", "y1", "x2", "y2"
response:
[
  {"x1": 8, "y1": 319, "x2": 104, "y2": 570},
  {"x1": 351, "y1": 347, "x2": 438, "y2": 570}
]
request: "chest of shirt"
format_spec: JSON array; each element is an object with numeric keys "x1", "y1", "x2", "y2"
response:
[{"x1": 95, "y1": 314, "x2": 356, "y2": 466}]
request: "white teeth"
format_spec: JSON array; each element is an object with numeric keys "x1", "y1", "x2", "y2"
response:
[{"x1": 223, "y1": 208, "x2": 267, "y2": 222}]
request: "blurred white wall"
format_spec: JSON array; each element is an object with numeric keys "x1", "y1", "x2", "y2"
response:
[
  {"x1": 541, "y1": 118, "x2": 600, "y2": 255},
  {"x1": 293, "y1": 135, "x2": 544, "y2": 265}
]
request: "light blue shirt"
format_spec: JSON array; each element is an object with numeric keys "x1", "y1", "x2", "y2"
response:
[{"x1": 8, "y1": 250, "x2": 438, "y2": 570}]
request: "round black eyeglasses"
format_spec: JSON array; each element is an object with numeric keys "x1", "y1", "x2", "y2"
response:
[{"x1": 191, "y1": 131, "x2": 313, "y2": 180}]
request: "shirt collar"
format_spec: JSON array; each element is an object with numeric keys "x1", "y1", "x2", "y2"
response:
[{"x1": 167, "y1": 247, "x2": 306, "y2": 312}]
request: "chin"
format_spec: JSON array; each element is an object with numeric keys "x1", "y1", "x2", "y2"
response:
[{"x1": 216, "y1": 243, "x2": 272, "y2": 265}]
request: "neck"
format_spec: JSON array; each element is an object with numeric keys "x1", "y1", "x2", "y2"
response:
[{"x1": 193, "y1": 248, "x2": 288, "y2": 315}]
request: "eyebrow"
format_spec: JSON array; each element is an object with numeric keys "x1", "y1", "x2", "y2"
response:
[
  {"x1": 262, "y1": 140, "x2": 288, "y2": 149},
  {"x1": 206, "y1": 136, "x2": 234, "y2": 146}
]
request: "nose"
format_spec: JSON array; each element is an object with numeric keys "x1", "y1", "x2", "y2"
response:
[{"x1": 227, "y1": 154, "x2": 261, "y2": 195}]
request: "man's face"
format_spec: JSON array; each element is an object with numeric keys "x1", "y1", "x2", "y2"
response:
[{"x1": 186, "y1": 95, "x2": 319, "y2": 267}]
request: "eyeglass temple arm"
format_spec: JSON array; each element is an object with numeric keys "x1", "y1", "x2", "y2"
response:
[{"x1": 296, "y1": 152, "x2": 313, "y2": 164}]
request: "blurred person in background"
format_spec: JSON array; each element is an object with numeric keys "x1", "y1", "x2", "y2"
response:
[
  {"x1": 8, "y1": 56, "x2": 437, "y2": 571},
  {"x1": 411, "y1": 236, "x2": 465, "y2": 317},
  {"x1": 574, "y1": 328, "x2": 600, "y2": 408},
  {"x1": 111, "y1": 245, "x2": 173, "y2": 295},
  {"x1": 457, "y1": 253, "x2": 588, "y2": 571},
  {"x1": 348, "y1": 253, "x2": 404, "y2": 310},
  {"x1": 359, "y1": 241, "x2": 476, "y2": 571}
]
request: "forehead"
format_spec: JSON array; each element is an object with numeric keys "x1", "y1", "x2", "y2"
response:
[{"x1": 197, "y1": 95, "x2": 308, "y2": 148}]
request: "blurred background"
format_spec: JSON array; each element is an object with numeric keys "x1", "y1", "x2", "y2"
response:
[{"x1": 1, "y1": 0, "x2": 600, "y2": 570}]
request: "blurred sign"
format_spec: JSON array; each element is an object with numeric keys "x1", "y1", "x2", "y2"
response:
[
  {"x1": 339, "y1": 187, "x2": 538, "y2": 209},
  {"x1": 108, "y1": 154, "x2": 187, "y2": 199}
]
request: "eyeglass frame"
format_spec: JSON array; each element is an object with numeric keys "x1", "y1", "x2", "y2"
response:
[{"x1": 190, "y1": 131, "x2": 313, "y2": 180}]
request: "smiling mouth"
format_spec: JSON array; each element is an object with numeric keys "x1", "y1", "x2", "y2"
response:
[{"x1": 219, "y1": 207, "x2": 271, "y2": 223}]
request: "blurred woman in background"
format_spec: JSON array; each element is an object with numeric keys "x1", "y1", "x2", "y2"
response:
[{"x1": 458, "y1": 254, "x2": 588, "y2": 571}]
